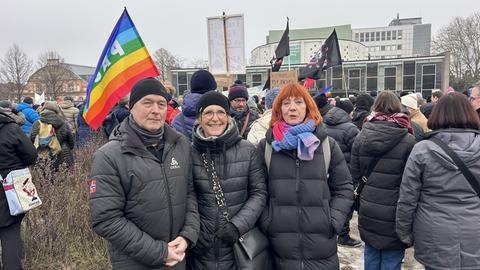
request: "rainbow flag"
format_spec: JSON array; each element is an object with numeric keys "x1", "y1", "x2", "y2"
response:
[{"x1": 83, "y1": 8, "x2": 159, "y2": 129}]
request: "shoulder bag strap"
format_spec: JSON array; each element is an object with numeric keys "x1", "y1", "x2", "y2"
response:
[
  {"x1": 430, "y1": 137, "x2": 480, "y2": 199},
  {"x1": 322, "y1": 137, "x2": 331, "y2": 178},
  {"x1": 239, "y1": 112, "x2": 251, "y2": 137},
  {"x1": 264, "y1": 142, "x2": 272, "y2": 173},
  {"x1": 201, "y1": 152, "x2": 230, "y2": 221},
  {"x1": 354, "y1": 156, "x2": 381, "y2": 198}
]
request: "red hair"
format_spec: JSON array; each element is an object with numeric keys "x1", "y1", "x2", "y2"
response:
[{"x1": 270, "y1": 83, "x2": 322, "y2": 127}]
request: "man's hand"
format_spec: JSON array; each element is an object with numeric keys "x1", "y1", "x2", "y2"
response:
[
  {"x1": 165, "y1": 236, "x2": 188, "y2": 267},
  {"x1": 165, "y1": 245, "x2": 184, "y2": 267}
]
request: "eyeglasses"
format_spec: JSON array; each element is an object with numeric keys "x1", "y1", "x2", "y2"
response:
[
  {"x1": 232, "y1": 98, "x2": 247, "y2": 104},
  {"x1": 202, "y1": 110, "x2": 227, "y2": 120}
]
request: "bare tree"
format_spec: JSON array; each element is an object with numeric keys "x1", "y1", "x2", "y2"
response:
[
  {"x1": 32, "y1": 51, "x2": 72, "y2": 100},
  {"x1": 0, "y1": 44, "x2": 33, "y2": 102},
  {"x1": 153, "y1": 48, "x2": 183, "y2": 81},
  {"x1": 186, "y1": 58, "x2": 208, "y2": 68},
  {"x1": 433, "y1": 12, "x2": 480, "y2": 90}
]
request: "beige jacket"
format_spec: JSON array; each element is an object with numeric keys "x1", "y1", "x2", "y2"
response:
[
  {"x1": 60, "y1": 100, "x2": 79, "y2": 133},
  {"x1": 247, "y1": 109, "x2": 272, "y2": 144},
  {"x1": 410, "y1": 109, "x2": 430, "y2": 133}
]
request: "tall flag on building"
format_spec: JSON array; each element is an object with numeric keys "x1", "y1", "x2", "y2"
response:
[
  {"x1": 299, "y1": 29, "x2": 342, "y2": 89},
  {"x1": 83, "y1": 8, "x2": 160, "y2": 129},
  {"x1": 263, "y1": 18, "x2": 290, "y2": 90}
]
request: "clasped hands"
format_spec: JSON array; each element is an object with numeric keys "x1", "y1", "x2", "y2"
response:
[{"x1": 165, "y1": 236, "x2": 188, "y2": 267}]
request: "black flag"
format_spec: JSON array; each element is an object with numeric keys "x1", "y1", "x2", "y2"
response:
[
  {"x1": 299, "y1": 29, "x2": 342, "y2": 83},
  {"x1": 263, "y1": 19, "x2": 290, "y2": 90}
]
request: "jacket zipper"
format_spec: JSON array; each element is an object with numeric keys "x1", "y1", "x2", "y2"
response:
[
  {"x1": 160, "y1": 163, "x2": 174, "y2": 240},
  {"x1": 295, "y1": 159, "x2": 304, "y2": 269}
]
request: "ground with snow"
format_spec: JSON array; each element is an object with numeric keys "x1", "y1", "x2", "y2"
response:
[{"x1": 338, "y1": 213, "x2": 424, "y2": 270}]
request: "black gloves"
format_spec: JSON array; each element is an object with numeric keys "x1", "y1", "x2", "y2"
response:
[
  {"x1": 215, "y1": 222, "x2": 240, "y2": 245},
  {"x1": 11, "y1": 108, "x2": 19, "y2": 115}
]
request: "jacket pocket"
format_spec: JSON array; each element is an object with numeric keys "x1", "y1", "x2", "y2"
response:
[
  {"x1": 259, "y1": 198, "x2": 274, "y2": 234},
  {"x1": 322, "y1": 199, "x2": 334, "y2": 238}
]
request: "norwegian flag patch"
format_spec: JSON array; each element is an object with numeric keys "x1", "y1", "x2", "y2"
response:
[{"x1": 89, "y1": 180, "x2": 96, "y2": 194}]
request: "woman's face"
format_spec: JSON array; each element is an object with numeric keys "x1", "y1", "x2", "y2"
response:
[
  {"x1": 199, "y1": 105, "x2": 228, "y2": 137},
  {"x1": 281, "y1": 96, "x2": 307, "y2": 126}
]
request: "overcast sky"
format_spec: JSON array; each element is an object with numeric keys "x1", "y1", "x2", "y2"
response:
[{"x1": 1, "y1": 0, "x2": 478, "y2": 68}]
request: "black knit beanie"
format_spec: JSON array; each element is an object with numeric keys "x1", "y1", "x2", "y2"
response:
[
  {"x1": 228, "y1": 85, "x2": 249, "y2": 101},
  {"x1": 190, "y1": 70, "x2": 217, "y2": 94},
  {"x1": 196, "y1": 91, "x2": 230, "y2": 116},
  {"x1": 129, "y1": 77, "x2": 170, "y2": 108}
]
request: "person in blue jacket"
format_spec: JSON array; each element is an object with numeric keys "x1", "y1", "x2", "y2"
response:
[{"x1": 15, "y1": 97, "x2": 39, "y2": 135}]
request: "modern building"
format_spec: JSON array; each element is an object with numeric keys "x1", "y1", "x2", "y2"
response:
[
  {"x1": 351, "y1": 16, "x2": 431, "y2": 60},
  {"x1": 251, "y1": 25, "x2": 368, "y2": 66},
  {"x1": 25, "y1": 59, "x2": 95, "y2": 100}
]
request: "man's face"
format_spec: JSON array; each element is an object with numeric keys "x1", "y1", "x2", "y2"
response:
[
  {"x1": 230, "y1": 98, "x2": 247, "y2": 112},
  {"x1": 470, "y1": 87, "x2": 480, "y2": 111},
  {"x1": 130, "y1": 94, "x2": 167, "y2": 132}
]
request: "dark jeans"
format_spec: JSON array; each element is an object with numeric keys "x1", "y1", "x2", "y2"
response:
[
  {"x1": 364, "y1": 243, "x2": 404, "y2": 270},
  {"x1": 339, "y1": 205, "x2": 354, "y2": 237},
  {"x1": 0, "y1": 221, "x2": 23, "y2": 270}
]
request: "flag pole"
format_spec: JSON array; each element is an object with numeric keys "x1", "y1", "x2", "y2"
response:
[{"x1": 222, "y1": 12, "x2": 230, "y2": 87}]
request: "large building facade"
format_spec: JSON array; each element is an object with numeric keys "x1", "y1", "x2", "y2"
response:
[
  {"x1": 351, "y1": 16, "x2": 431, "y2": 60},
  {"x1": 26, "y1": 59, "x2": 95, "y2": 100}
]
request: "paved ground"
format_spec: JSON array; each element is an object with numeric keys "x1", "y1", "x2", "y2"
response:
[{"x1": 338, "y1": 213, "x2": 424, "y2": 270}]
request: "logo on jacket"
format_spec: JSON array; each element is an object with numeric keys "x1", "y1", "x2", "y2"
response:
[{"x1": 170, "y1": 157, "x2": 180, "y2": 170}]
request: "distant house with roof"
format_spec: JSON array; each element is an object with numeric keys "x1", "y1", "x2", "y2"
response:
[{"x1": 25, "y1": 59, "x2": 95, "y2": 100}]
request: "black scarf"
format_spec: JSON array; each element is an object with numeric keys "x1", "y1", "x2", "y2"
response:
[{"x1": 128, "y1": 114, "x2": 164, "y2": 146}]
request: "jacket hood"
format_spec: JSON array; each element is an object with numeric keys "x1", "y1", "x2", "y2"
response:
[
  {"x1": 60, "y1": 100, "x2": 74, "y2": 109},
  {"x1": 39, "y1": 110, "x2": 65, "y2": 129},
  {"x1": 324, "y1": 107, "x2": 351, "y2": 126},
  {"x1": 251, "y1": 110, "x2": 272, "y2": 131},
  {"x1": 359, "y1": 121, "x2": 409, "y2": 155},
  {"x1": 0, "y1": 112, "x2": 15, "y2": 128},
  {"x1": 192, "y1": 117, "x2": 242, "y2": 153},
  {"x1": 425, "y1": 129, "x2": 480, "y2": 169},
  {"x1": 182, "y1": 93, "x2": 202, "y2": 117},
  {"x1": 16, "y1": 102, "x2": 32, "y2": 111}
]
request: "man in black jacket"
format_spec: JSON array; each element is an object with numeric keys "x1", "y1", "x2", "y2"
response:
[
  {"x1": 0, "y1": 112, "x2": 37, "y2": 269},
  {"x1": 89, "y1": 78, "x2": 199, "y2": 270}
]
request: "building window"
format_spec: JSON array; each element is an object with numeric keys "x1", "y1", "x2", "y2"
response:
[
  {"x1": 360, "y1": 33, "x2": 364, "y2": 42},
  {"x1": 422, "y1": 65, "x2": 436, "y2": 90},
  {"x1": 376, "y1": 32, "x2": 381, "y2": 41},
  {"x1": 403, "y1": 61, "x2": 415, "y2": 90},
  {"x1": 177, "y1": 72, "x2": 188, "y2": 95},
  {"x1": 397, "y1": 45, "x2": 402, "y2": 50},
  {"x1": 365, "y1": 32, "x2": 370, "y2": 42},
  {"x1": 398, "y1": 30, "x2": 403, "y2": 40},
  {"x1": 355, "y1": 33, "x2": 359, "y2": 41},
  {"x1": 252, "y1": 74, "x2": 262, "y2": 87},
  {"x1": 392, "y1": 30, "x2": 397, "y2": 40},
  {"x1": 387, "y1": 31, "x2": 391, "y2": 41},
  {"x1": 384, "y1": 67, "x2": 396, "y2": 90},
  {"x1": 332, "y1": 66, "x2": 343, "y2": 90},
  {"x1": 381, "y1": 31, "x2": 386, "y2": 41},
  {"x1": 370, "y1": 32, "x2": 375, "y2": 41},
  {"x1": 348, "y1": 69, "x2": 361, "y2": 91},
  {"x1": 236, "y1": 74, "x2": 246, "y2": 84},
  {"x1": 381, "y1": 46, "x2": 386, "y2": 51},
  {"x1": 367, "y1": 63, "x2": 378, "y2": 91}
]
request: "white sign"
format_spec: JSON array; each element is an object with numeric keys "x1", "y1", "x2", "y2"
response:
[{"x1": 207, "y1": 14, "x2": 245, "y2": 75}]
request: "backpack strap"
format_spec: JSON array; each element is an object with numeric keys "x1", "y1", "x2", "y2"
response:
[
  {"x1": 322, "y1": 137, "x2": 331, "y2": 178},
  {"x1": 430, "y1": 137, "x2": 480, "y2": 199},
  {"x1": 264, "y1": 142, "x2": 272, "y2": 173},
  {"x1": 354, "y1": 156, "x2": 381, "y2": 199}
]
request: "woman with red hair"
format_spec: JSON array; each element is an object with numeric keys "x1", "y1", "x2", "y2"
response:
[{"x1": 258, "y1": 83, "x2": 353, "y2": 270}]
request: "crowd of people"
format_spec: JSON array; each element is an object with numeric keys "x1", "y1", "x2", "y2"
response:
[{"x1": 0, "y1": 71, "x2": 480, "y2": 270}]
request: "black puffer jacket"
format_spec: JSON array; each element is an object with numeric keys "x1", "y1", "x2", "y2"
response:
[
  {"x1": 258, "y1": 125, "x2": 353, "y2": 270},
  {"x1": 90, "y1": 122, "x2": 200, "y2": 270},
  {"x1": 30, "y1": 110, "x2": 74, "y2": 168},
  {"x1": 350, "y1": 121, "x2": 415, "y2": 250},
  {"x1": 188, "y1": 119, "x2": 267, "y2": 270},
  {"x1": 229, "y1": 108, "x2": 259, "y2": 139},
  {"x1": 352, "y1": 109, "x2": 370, "y2": 130},
  {"x1": 0, "y1": 112, "x2": 37, "y2": 227},
  {"x1": 324, "y1": 107, "x2": 359, "y2": 165}
]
